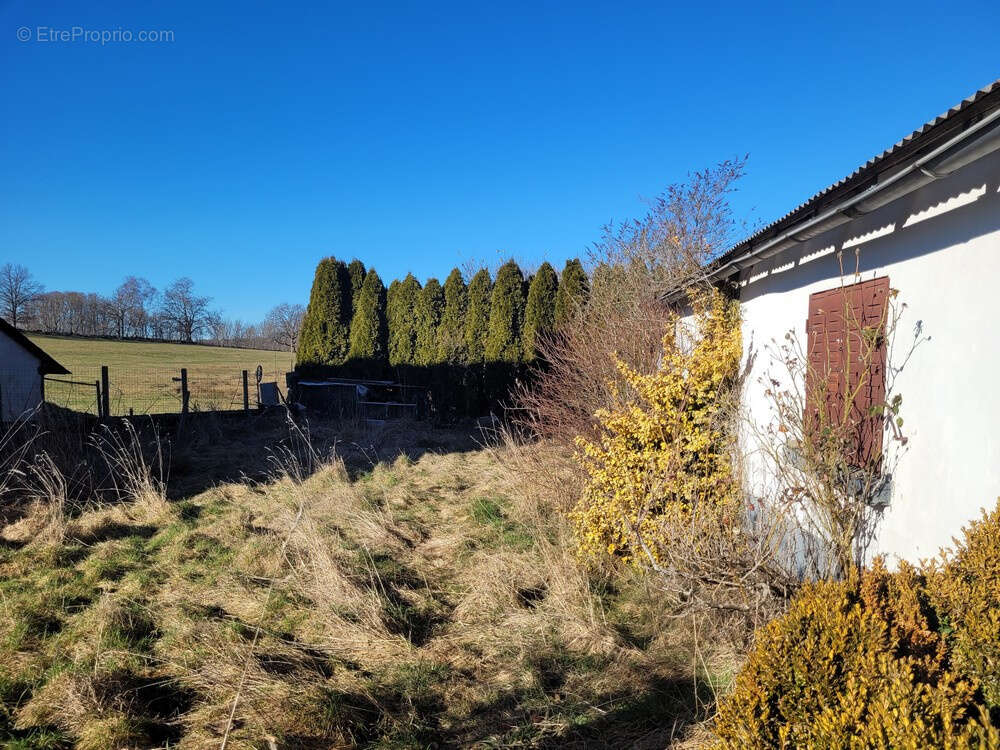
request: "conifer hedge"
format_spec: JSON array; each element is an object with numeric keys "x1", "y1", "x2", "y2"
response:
[
  {"x1": 347, "y1": 258, "x2": 367, "y2": 310},
  {"x1": 297, "y1": 257, "x2": 352, "y2": 367},
  {"x1": 464, "y1": 269, "x2": 492, "y2": 365},
  {"x1": 555, "y1": 258, "x2": 589, "y2": 328},
  {"x1": 438, "y1": 268, "x2": 468, "y2": 364},
  {"x1": 295, "y1": 257, "x2": 569, "y2": 417},
  {"x1": 347, "y1": 269, "x2": 388, "y2": 366},
  {"x1": 388, "y1": 273, "x2": 421, "y2": 366},
  {"x1": 523, "y1": 261, "x2": 558, "y2": 361},
  {"x1": 414, "y1": 277, "x2": 444, "y2": 366},
  {"x1": 485, "y1": 260, "x2": 526, "y2": 363}
]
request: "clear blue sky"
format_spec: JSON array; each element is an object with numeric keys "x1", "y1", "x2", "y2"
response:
[{"x1": 2, "y1": 0, "x2": 997, "y2": 322}]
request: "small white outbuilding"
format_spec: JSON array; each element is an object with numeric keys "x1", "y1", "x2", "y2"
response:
[
  {"x1": 0, "y1": 318, "x2": 70, "y2": 422},
  {"x1": 700, "y1": 79, "x2": 1000, "y2": 565}
]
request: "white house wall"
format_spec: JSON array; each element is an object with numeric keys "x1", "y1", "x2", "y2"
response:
[
  {"x1": 0, "y1": 333, "x2": 44, "y2": 422},
  {"x1": 737, "y1": 146, "x2": 1000, "y2": 564}
]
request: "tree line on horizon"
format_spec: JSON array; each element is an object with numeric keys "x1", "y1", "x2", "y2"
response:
[
  {"x1": 295, "y1": 257, "x2": 590, "y2": 412},
  {"x1": 0, "y1": 262, "x2": 304, "y2": 352}
]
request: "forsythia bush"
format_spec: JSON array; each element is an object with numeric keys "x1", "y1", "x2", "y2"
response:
[
  {"x1": 715, "y1": 500, "x2": 1000, "y2": 749},
  {"x1": 927, "y1": 502, "x2": 1000, "y2": 709},
  {"x1": 571, "y1": 288, "x2": 742, "y2": 563}
]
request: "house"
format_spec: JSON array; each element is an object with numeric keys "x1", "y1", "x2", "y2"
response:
[
  {"x1": 0, "y1": 318, "x2": 70, "y2": 422},
  {"x1": 708, "y1": 79, "x2": 1000, "y2": 565}
]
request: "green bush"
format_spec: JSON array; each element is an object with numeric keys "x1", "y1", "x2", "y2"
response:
[
  {"x1": 714, "y1": 557, "x2": 999, "y2": 748},
  {"x1": 927, "y1": 500, "x2": 1000, "y2": 709}
]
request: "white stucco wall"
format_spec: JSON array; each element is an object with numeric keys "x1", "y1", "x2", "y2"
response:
[
  {"x1": 737, "y1": 147, "x2": 1000, "y2": 564},
  {"x1": 0, "y1": 332, "x2": 44, "y2": 421}
]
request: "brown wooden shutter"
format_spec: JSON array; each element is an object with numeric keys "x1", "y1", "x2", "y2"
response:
[{"x1": 805, "y1": 277, "x2": 889, "y2": 466}]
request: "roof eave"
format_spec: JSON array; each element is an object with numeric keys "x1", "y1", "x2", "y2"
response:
[{"x1": 712, "y1": 78, "x2": 1000, "y2": 280}]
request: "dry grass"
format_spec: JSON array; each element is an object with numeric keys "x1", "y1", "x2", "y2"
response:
[{"x1": 0, "y1": 420, "x2": 731, "y2": 748}]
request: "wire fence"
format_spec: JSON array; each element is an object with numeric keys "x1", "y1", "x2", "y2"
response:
[{"x1": 37, "y1": 363, "x2": 287, "y2": 417}]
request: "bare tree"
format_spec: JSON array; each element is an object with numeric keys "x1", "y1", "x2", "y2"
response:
[
  {"x1": 160, "y1": 277, "x2": 217, "y2": 342},
  {"x1": 0, "y1": 263, "x2": 43, "y2": 328},
  {"x1": 106, "y1": 276, "x2": 157, "y2": 339},
  {"x1": 516, "y1": 158, "x2": 748, "y2": 447},
  {"x1": 30, "y1": 292, "x2": 69, "y2": 333},
  {"x1": 264, "y1": 303, "x2": 305, "y2": 354}
]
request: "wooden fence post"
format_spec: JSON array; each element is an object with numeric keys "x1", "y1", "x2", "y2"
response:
[
  {"x1": 180, "y1": 368, "x2": 189, "y2": 415},
  {"x1": 95, "y1": 380, "x2": 102, "y2": 418},
  {"x1": 242, "y1": 370, "x2": 250, "y2": 415},
  {"x1": 101, "y1": 366, "x2": 110, "y2": 419}
]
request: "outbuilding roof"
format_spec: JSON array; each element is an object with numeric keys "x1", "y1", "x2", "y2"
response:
[
  {"x1": 0, "y1": 318, "x2": 70, "y2": 375},
  {"x1": 715, "y1": 78, "x2": 1000, "y2": 271}
]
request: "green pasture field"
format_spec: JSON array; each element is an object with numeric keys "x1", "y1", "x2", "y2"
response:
[{"x1": 28, "y1": 334, "x2": 295, "y2": 415}]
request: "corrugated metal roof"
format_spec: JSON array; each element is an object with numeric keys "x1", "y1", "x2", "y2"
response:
[{"x1": 718, "y1": 79, "x2": 1000, "y2": 266}]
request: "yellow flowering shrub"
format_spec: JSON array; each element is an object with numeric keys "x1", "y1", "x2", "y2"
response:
[
  {"x1": 714, "y1": 560, "x2": 999, "y2": 749},
  {"x1": 571, "y1": 288, "x2": 742, "y2": 563},
  {"x1": 926, "y1": 499, "x2": 1000, "y2": 709}
]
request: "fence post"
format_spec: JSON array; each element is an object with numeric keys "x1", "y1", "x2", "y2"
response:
[
  {"x1": 242, "y1": 370, "x2": 250, "y2": 415},
  {"x1": 180, "y1": 368, "x2": 189, "y2": 415},
  {"x1": 101, "y1": 366, "x2": 110, "y2": 419},
  {"x1": 95, "y1": 380, "x2": 102, "y2": 418}
]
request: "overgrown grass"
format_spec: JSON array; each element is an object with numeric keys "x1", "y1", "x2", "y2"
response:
[{"x1": 0, "y1": 424, "x2": 726, "y2": 748}]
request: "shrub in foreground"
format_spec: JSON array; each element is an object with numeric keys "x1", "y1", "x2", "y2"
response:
[
  {"x1": 926, "y1": 501, "x2": 1000, "y2": 710},
  {"x1": 572, "y1": 288, "x2": 742, "y2": 563},
  {"x1": 714, "y1": 504, "x2": 1000, "y2": 749}
]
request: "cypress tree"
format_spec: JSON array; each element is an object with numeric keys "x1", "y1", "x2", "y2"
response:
[
  {"x1": 348, "y1": 269, "x2": 388, "y2": 364},
  {"x1": 485, "y1": 260, "x2": 526, "y2": 363},
  {"x1": 414, "y1": 277, "x2": 444, "y2": 366},
  {"x1": 554, "y1": 258, "x2": 589, "y2": 328},
  {"x1": 388, "y1": 273, "x2": 421, "y2": 366},
  {"x1": 589, "y1": 262, "x2": 629, "y2": 307},
  {"x1": 438, "y1": 268, "x2": 468, "y2": 363},
  {"x1": 387, "y1": 278, "x2": 400, "y2": 324},
  {"x1": 296, "y1": 257, "x2": 352, "y2": 366},
  {"x1": 347, "y1": 258, "x2": 367, "y2": 312},
  {"x1": 522, "y1": 261, "x2": 558, "y2": 361},
  {"x1": 464, "y1": 269, "x2": 492, "y2": 364}
]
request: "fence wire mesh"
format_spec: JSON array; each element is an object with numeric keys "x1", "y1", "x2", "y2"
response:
[{"x1": 39, "y1": 362, "x2": 287, "y2": 416}]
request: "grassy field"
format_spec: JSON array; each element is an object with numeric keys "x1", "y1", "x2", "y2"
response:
[
  {"x1": 27, "y1": 335, "x2": 295, "y2": 416},
  {"x1": 0, "y1": 421, "x2": 721, "y2": 748}
]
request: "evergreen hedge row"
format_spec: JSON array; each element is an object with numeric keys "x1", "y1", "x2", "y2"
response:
[{"x1": 296, "y1": 257, "x2": 586, "y2": 417}]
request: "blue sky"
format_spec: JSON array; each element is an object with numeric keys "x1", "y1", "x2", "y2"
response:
[{"x1": 1, "y1": 0, "x2": 997, "y2": 322}]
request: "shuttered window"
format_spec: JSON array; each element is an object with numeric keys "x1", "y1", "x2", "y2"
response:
[{"x1": 805, "y1": 277, "x2": 889, "y2": 466}]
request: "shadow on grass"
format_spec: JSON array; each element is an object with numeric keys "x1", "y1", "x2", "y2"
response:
[
  {"x1": 453, "y1": 674, "x2": 717, "y2": 748},
  {"x1": 163, "y1": 410, "x2": 483, "y2": 499},
  {"x1": 71, "y1": 521, "x2": 158, "y2": 546},
  {"x1": 1, "y1": 407, "x2": 483, "y2": 512}
]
